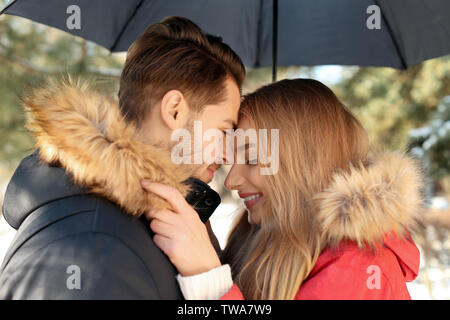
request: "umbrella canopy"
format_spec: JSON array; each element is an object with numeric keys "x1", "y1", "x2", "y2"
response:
[{"x1": 2, "y1": 0, "x2": 450, "y2": 80}]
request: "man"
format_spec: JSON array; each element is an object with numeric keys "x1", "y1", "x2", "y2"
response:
[{"x1": 0, "y1": 16, "x2": 244, "y2": 299}]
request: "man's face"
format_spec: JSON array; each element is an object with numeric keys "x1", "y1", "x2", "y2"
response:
[
  {"x1": 188, "y1": 78, "x2": 241, "y2": 183},
  {"x1": 135, "y1": 77, "x2": 241, "y2": 184}
]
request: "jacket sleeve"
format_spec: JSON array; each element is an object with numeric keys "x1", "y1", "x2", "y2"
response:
[
  {"x1": 174, "y1": 263, "x2": 245, "y2": 300},
  {"x1": 0, "y1": 232, "x2": 161, "y2": 299},
  {"x1": 220, "y1": 283, "x2": 245, "y2": 300}
]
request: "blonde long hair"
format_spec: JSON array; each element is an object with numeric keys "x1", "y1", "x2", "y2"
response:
[{"x1": 221, "y1": 79, "x2": 370, "y2": 299}]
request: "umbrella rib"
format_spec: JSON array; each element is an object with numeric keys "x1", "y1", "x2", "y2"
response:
[
  {"x1": 272, "y1": 0, "x2": 278, "y2": 82},
  {"x1": 255, "y1": 0, "x2": 264, "y2": 68},
  {"x1": 375, "y1": 0, "x2": 407, "y2": 69},
  {"x1": 110, "y1": 0, "x2": 145, "y2": 52},
  {"x1": 0, "y1": 0, "x2": 18, "y2": 15}
]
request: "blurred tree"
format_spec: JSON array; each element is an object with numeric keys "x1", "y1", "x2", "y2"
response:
[
  {"x1": 333, "y1": 57, "x2": 450, "y2": 151},
  {"x1": 242, "y1": 66, "x2": 306, "y2": 94},
  {"x1": 0, "y1": 4, "x2": 123, "y2": 166},
  {"x1": 409, "y1": 95, "x2": 450, "y2": 179}
]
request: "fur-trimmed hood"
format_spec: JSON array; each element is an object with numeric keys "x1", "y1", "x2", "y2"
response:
[
  {"x1": 314, "y1": 151, "x2": 425, "y2": 249},
  {"x1": 20, "y1": 80, "x2": 425, "y2": 249},
  {"x1": 22, "y1": 80, "x2": 191, "y2": 217}
]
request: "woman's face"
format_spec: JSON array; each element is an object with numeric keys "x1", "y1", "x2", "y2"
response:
[{"x1": 224, "y1": 116, "x2": 267, "y2": 224}]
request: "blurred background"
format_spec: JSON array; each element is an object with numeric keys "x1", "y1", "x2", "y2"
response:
[{"x1": 0, "y1": 0, "x2": 449, "y2": 299}]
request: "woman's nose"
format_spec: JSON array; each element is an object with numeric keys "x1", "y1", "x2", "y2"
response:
[{"x1": 224, "y1": 164, "x2": 245, "y2": 190}]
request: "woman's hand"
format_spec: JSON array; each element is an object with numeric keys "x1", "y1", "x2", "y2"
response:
[{"x1": 140, "y1": 179, "x2": 222, "y2": 277}]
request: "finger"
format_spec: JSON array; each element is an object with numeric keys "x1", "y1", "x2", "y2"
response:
[
  {"x1": 153, "y1": 234, "x2": 173, "y2": 257},
  {"x1": 150, "y1": 218, "x2": 176, "y2": 238},
  {"x1": 145, "y1": 208, "x2": 158, "y2": 220},
  {"x1": 141, "y1": 180, "x2": 189, "y2": 213},
  {"x1": 146, "y1": 208, "x2": 179, "y2": 225},
  {"x1": 145, "y1": 208, "x2": 165, "y2": 220}
]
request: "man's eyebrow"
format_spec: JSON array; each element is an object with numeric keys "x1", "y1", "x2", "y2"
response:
[{"x1": 223, "y1": 119, "x2": 237, "y2": 129}]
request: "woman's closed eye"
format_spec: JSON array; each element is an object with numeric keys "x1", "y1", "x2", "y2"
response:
[{"x1": 245, "y1": 149, "x2": 258, "y2": 166}]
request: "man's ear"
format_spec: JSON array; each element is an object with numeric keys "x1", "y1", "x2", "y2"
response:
[{"x1": 160, "y1": 90, "x2": 189, "y2": 130}]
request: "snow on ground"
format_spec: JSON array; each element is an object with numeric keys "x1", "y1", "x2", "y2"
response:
[{"x1": 0, "y1": 215, "x2": 15, "y2": 266}]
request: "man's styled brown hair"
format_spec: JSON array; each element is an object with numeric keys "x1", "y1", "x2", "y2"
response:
[{"x1": 119, "y1": 16, "x2": 246, "y2": 128}]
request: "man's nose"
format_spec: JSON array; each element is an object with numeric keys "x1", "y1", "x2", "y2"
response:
[{"x1": 224, "y1": 164, "x2": 245, "y2": 191}]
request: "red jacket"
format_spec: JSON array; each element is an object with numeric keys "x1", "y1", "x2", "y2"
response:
[
  {"x1": 221, "y1": 152, "x2": 422, "y2": 300},
  {"x1": 221, "y1": 232, "x2": 419, "y2": 300}
]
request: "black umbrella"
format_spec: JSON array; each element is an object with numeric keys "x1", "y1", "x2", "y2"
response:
[{"x1": 1, "y1": 0, "x2": 450, "y2": 81}]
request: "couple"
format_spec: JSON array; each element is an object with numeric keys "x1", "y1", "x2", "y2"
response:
[{"x1": 0, "y1": 17, "x2": 423, "y2": 300}]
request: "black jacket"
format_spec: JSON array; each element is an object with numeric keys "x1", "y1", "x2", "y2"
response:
[
  {"x1": 0, "y1": 82, "x2": 220, "y2": 299},
  {"x1": 0, "y1": 151, "x2": 219, "y2": 299}
]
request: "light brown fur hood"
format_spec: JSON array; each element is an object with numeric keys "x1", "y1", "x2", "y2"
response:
[
  {"x1": 314, "y1": 151, "x2": 425, "y2": 248},
  {"x1": 23, "y1": 80, "x2": 191, "y2": 217},
  {"x1": 22, "y1": 80, "x2": 425, "y2": 247}
]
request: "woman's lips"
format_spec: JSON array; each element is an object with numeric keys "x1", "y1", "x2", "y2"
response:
[{"x1": 239, "y1": 192, "x2": 263, "y2": 209}]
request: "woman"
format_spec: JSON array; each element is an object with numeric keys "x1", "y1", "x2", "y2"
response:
[{"x1": 141, "y1": 78, "x2": 423, "y2": 300}]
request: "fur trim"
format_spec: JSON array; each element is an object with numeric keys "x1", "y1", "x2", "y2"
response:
[
  {"x1": 314, "y1": 152, "x2": 425, "y2": 248},
  {"x1": 22, "y1": 79, "x2": 191, "y2": 217}
]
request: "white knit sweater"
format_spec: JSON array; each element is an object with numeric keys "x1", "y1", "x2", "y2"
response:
[{"x1": 176, "y1": 264, "x2": 234, "y2": 300}]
